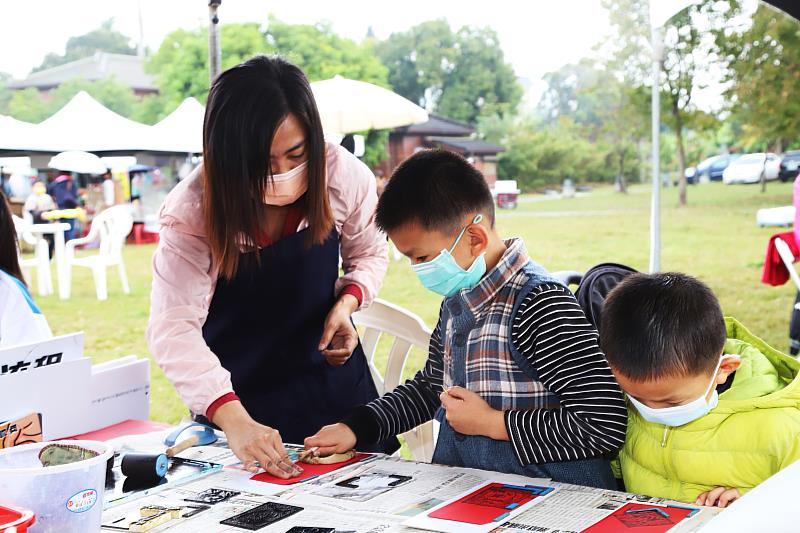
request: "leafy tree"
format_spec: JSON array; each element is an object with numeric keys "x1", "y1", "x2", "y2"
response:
[
  {"x1": 9, "y1": 77, "x2": 137, "y2": 122},
  {"x1": 146, "y1": 20, "x2": 390, "y2": 166},
  {"x1": 603, "y1": 0, "x2": 739, "y2": 205},
  {"x1": 375, "y1": 20, "x2": 456, "y2": 110},
  {"x1": 498, "y1": 118, "x2": 613, "y2": 190},
  {"x1": 33, "y1": 19, "x2": 136, "y2": 73},
  {"x1": 722, "y1": 5, "x2": 800, "y2": 154},
  {"x1": 267, "y1": 18, "x2": 388, "y2": 87},
  {"x1": 376, "y1": 20, "x2": 521, "y2": 124},
  {"x1": 146, "y1": 23, "x2": 266, "y2": 111}
]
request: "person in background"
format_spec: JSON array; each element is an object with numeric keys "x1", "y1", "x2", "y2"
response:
[
  {"x1": 0, "y1": 192, "x2": 52, "y2": 347},
  {"x1": 102, "y1": 170, "x2": 115, "y2": 208},
  {"x1": 7, "y1": 173, "x2": 32, "y2": 200},
  {"x1": 340, "y1": 134, "x2": 356, "y2": 154},
  {"x1": 47, "y1": 173, "x2": 79, "y2": 240},
  {"x1": 24, "y1": 182, "x2": 57, "y2": 222},
  {"x1": 23, "y1": 182, "x2": 57, "y2": 256}
]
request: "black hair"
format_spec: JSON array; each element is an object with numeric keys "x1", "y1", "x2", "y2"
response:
[
  {"x1": 203, "y1": 54, "x2": 332, "y2": 279},
  {"x1": 375, "y1": 149, "x2": 495, "y2": 234},
  {"x1": 0, "y1": 191, "x2": 26, "y2": 287},
  {"x1": 599, "y1": 272, "x2": 726, "y2": 382}
]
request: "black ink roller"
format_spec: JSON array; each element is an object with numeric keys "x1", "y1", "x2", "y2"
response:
[
  {"x1": 120, "y1": 435, "x2": 198, "y2": 483},
  {"x1": 120, "y1": 452, "x2": 169, "y2": 480}
]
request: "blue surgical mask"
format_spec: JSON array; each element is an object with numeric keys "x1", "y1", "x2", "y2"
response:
[
  {"x1": 411, "y1": 214, "x2": 487, "y2": 298},
  {"x1": 627, "y1": 355, "x2": 737, "y2": 427}
]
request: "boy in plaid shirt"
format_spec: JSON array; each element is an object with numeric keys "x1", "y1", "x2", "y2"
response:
[{"x1": 306, "y1": 150, "x2": 626, "y2": 486}]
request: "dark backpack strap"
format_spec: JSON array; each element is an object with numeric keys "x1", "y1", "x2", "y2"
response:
[{"x1": 574, "y1": 263, "x2": 639, "y2": 332}]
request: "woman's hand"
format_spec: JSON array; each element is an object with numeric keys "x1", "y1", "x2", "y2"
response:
[
  {"x1": 440, "y1": 386, "x2": 509, "y2": 440},
  {"x1": 319, "y1": 293, "x2": 360, "y2": 365},
  {"x1": 212, "y1": 401, "x2": 302, "y2": 479}
]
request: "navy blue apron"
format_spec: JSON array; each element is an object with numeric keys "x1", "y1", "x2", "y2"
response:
[{"x1": 201, "y1": 227, "x2": 389, "y2": 451}]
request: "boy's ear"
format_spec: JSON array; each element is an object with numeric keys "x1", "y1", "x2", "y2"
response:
[
  {"x1": 466, "y1": 223, "x2": 489, "y2": 256},
  {"x1": 716, "y1": 355, "x2": 741, "y2": 384}
]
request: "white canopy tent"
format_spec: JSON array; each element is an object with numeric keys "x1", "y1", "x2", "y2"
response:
[
  {"x1": 0, "y1": 92, "x2": 203, "y2": 155},
  {"x1": 0, "y1": 115, "x2": 48, "y2": 154},
  {"x1": 37, "y1": 91, "x2": 154, "y2": 152},
  {"x1": 150, "y1": 97, "x2": 205, "y2": 154}
]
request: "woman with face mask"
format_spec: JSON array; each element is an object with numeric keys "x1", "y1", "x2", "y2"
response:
[{"x1": 147, "y1": 56, "x2": 391, "y2": 479}]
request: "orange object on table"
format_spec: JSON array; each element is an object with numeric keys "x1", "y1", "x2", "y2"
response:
[{"x1": 0, "y1": 504, "x2": 35, "y2": 533}]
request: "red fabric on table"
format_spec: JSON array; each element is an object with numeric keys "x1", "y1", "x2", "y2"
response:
[
  {"x1": 581, "y1": 502, "x2": 695, "y2": 533},
  {"x1": 66, "y1": 420, "x2": 171, "y2": 441},
  {"x1": 250, "y1": 452, "x2": 370, "y2": 485},
  {"x1": 762, "y1": 231, "x2": 800, "y2": 286}
]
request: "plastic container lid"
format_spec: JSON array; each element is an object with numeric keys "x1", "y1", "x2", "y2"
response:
[{"x1": 0, "y1": 504, "x2": 36, "y2": 531}]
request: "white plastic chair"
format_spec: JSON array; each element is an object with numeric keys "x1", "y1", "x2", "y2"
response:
[
  {"x1": 64, "y1": 205, "x2": 133, "y2": 300},
  {"x1": 352, "y1": 298, "x2": 436, "y2": 462},
  {"x1": 12, "y1": 214, "x2": 53, "y2": 297},
  {"x1": 775, "y1": 238, "x2": 800, "y2": 311}
]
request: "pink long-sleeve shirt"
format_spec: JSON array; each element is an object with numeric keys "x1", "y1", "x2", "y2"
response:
[{"x1": 146, "y1": 143, "x2": 388, "y2": 416}]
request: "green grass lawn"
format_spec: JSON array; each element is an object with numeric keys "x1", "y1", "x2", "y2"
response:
[{"x1": 29, "y1": 180, "x2": 797, "y2": 425}]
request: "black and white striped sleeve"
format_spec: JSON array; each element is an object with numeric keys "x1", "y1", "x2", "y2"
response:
[
  {"x1": 505, "y1": 283, "x2": 627, "y2": 465},
  {"x1": 342, "y1": 315, "x2": 445, "y2": 445}
]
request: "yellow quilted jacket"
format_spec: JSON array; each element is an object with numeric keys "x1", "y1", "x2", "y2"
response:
[{"x1": 620, "y1": 318, "x2": 800, "y2": 503}]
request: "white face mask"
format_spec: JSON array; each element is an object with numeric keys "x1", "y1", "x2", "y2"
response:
[
  {"x1": 264, "y1": 161, "x2": 308, "y2": 206},
  {"x1": 627, "y1": 355, "x2": 738, "y2": 427}
]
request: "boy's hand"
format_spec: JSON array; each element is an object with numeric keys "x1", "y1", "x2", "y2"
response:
[
  {"x1": 695, "y1": 487, "x2": 741, "y2": 508},
  {"x1": 440, "y1": 386, "x2": 508, "y2": 440},
  {"x1": 304, "y1": 423, "x2": 357, "y2": 457}
]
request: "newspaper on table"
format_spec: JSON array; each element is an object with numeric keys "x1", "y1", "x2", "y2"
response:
[
  {"x1": 100, "y1": 432, "x2": 719, "y2": 533},
  {"x1": 487, "y1": 482, "x2": 721, "y2": 533}
]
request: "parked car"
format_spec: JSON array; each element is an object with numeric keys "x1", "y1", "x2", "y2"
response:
[
  {"x1": 779, "y1": 150, "x2": 800, "y2": 182},
  {"x1": 692, "y1": 154, "x2": 740, "y2": 182},
  {"x1": 722, "y1": 153, "x2": 781, "y2": 184}
]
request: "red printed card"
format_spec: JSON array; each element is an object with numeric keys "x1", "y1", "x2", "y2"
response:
[
  {"x1": 429, "y1": 483, "x2": 554, "y2": 525},
  {"x1": 581, "y1": 502, "x2": 697, "y2": 533},
  {"x1": 250, "y1": 453, "x2": 370, "y2": 485}
]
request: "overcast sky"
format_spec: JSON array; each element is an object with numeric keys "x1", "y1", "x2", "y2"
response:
[{"x1": 2, "y1": 0, "x2": 613, "y2": 105}]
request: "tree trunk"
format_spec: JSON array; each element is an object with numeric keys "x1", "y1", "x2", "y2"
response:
[
  {"x1": 673, "y1": 100, "x2": 688, "y2": 206},
  {"x1": 615, "y1": 150, "x2": 628, "y2": 193},
  {"x1": 760, "y1": 165, "x2": 767, "y2": 193}
]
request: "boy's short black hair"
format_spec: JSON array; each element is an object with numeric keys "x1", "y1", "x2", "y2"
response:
[
  {"x1": 599, "y1": 272, "x2": 727, "y2": 382},
  {"x1": 375, "y1": 149, "x2": 495, "y2": 234}
]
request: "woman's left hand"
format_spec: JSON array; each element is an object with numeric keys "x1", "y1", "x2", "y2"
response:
[{"x1": 319, "y1": 294, "x2": 360, "y2": 365}]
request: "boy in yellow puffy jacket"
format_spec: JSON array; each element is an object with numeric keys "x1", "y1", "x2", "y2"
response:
[{"x1": 600, "y1": 272, "x2": 800, "y2": 507}]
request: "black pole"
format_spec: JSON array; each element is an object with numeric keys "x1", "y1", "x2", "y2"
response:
[{"x1": 208, "y1": 0, "x2": 222, "y2": 82}]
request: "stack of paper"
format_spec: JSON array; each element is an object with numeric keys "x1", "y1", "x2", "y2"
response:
[{"x1": 0, "y1": 333, "x2": 150, "y2": 440}]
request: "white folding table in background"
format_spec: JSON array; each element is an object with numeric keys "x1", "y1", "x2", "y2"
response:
[{"x1": 27, "y1": 222, "x2": 71, "y2": 299}]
